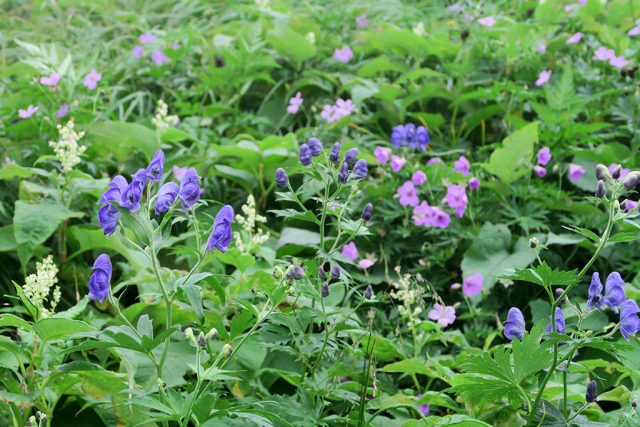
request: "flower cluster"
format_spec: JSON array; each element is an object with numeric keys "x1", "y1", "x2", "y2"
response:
[
  {"x1": 333, "y1": 45, "x2": 353, "y2": 63},
  {"x1": 83, "y1": 69, "x2": 102, "y2": 90},
  {"x1": 234, "y1": 194, "x2": 270, "y2": 253},
  {"x1": 287, "y1": 92, "x2": 303, "y2": 114},
  {"x1": 132, "y1": 32, "x2": 170, "y2": 65},
  {"x1": 48, "y1": 119, "x2": 86, "y2": 174},
  {"x1": 534, "y1": 146, "x2": 551, "y2": 177},
  {"x1": 594, "y1": 47, "x2": 629, "y2": 69},
  {"x1": 23, "y1": 255, "x2": 60, "y2": 317},
  {"x1": 151, "y1": 100, "x2": 180, "y2": 134},
  {"x1": 390, "y1": 266, "x2": 424, "y2": 322},
  {"x1": 321, "y1": 98, "x2": 356, "y2": 123},
  {"x1": 341, "y1": 241, "x2": 375, "y2": 270},
  {"x1": 390, "y1": 123, "x2": 430, "y2": 151}
]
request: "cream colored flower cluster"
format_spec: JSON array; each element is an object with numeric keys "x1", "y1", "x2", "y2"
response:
[
  {"x1": 389, "y1": 266, "x2": 424, "y2": 321},
  {"x1": 23, "y1": 255, "x2": 61, "y2": 317},
  {"x1": 49, "y1": 119, "x2": 86, "y2": 174},
  {"x1": 234, "y1": 194, "x2": 269, "y2": 253},
  {"x1": 151, "y1": 100, "x2": 179, "y2": 134}
]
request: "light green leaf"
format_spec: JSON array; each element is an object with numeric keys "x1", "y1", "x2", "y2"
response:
[{"x1": 483, "y1": 121, "x2": 539, "y2": 183}]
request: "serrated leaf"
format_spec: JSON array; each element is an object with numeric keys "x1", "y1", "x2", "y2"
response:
[{"x1": 507, "y1": 262, "x2": 580, "y2": 288}]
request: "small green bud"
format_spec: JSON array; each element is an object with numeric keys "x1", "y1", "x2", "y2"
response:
[{"x1": 223, "y1": 343, "x2": 233, "y2": 356}]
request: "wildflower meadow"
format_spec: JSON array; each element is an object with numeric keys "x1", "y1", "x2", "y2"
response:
[{"x1": 2, "y1": 0, "x2": 640, "y2": 426}]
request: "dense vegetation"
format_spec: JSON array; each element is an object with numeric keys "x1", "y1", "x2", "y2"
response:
[{"x1": 1, "y1": 0, "x2": 640, "y2": 426}]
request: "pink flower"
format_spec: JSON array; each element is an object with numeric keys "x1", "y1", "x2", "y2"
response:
[
  {"x1": 390, "y1": 155, "x2": 406, "y2": 173},
  {"x1": 287, "y1": 92, "x2": 303, "y2": 114},
  {"x1": 468, "y1": 177, "x2": 480, "y2": 190},
  {"x1": 450, "y1": 283, "x2": 461, "y2": 290},
  {"x1": 83, "y1": 69, "x2": 102, "y2": 90},
  {"x1": 610, "y1": 55, "x2": 628, "y2": 69},
  {"x1": 535, "y1": 70, "x2": 552, "y2": 87},
  {"x1": 568, "y1": 164, "x2": 586, "y2": 182},
  {"x1": 413, "y1": 201, "x2": 433, "y2": 226},
  {"x1": 335, "y1": 98, "x2": 355, "y2": 115},
  {"x1": 463, "y1": 273, "x2": 483, "y2": 297},
  {"x1": 412, "y1": 170, "x2": 427, "y2": 186},
  {"x1": 477, "y1": 17, "x2": 496, "y2": 27},
  {"x1": 359, "y1": 259, "x2": 374, "y2": 269},
  {"x1": 594, "y1": 47, "x2": 615, "y2": 61},
  {"x1": 334, "y1": 45, "x2": 353, "y2": 63},
  {"x1": 398, "y1": 181, "x2": 419, "y2": 207},
  {"x1": 534, "y1": 165, "x2": 547, "y2": 178},
  {"x1": 356, "y1": 15, "x2": 369, "y2": 28},
  {"x1": 537, "y1": 43, "x2": 547, "y2": 54},
  {"x1": 447, "y1": 3, "x2": 461, "y2": 12},
  {"x1": 374, "y1": 147, "x2": 391, "y2": 165},
  {"x1": 18, "y1": 105, "x2": 38, "y2": 119},
  {"x1": 321, "y1": 99, "x2": 355, "y2": 123},
  {"x1": 342, "y1": 241, "x2": 359, "y2": 261},
  {"x1": 454, "y1": 156, "x2": 470, "y2": 176},
  {"x1": 171, "y1": 43, "x2": 181, "y2": 50},
  {"x1": 566, "y1": 32, "x2": 584, "y2": 45},
  {"x1": 537, "y1": 146, "x2": 552, "y2": 165},
  {"x1": 40, "y1": 72, "x2": 61, "y2": 87},
  {"x1": 152, "y1": 50, "x2": 169, "y2": 65},
  {"x1": 139, "y1": 33, "x2": 157, "y2": 44},
  {"x1": 427, "y1": 157, "x2": 443, "y2": 166},
  {"x1": 132, "y1": 45, "x2": 144, "y2": 58},
  {"x1": 431, "y1": 207, "x2": 451, "y2": 228},
  {"x1": 428, "y1": 304, "x2": 456, "y2": 327},
  {"x1": 628, "y1": 26, "x2": 640, "y2": 36},
  {"x1": 56, "y1": 103, "x2": 69, "y2": 119},
  {"x1": 445, "y1": 184, "x2": 468, "y2": 211},
  {"x1": 173, "y1": 165, "x2": 188, "y2": 181},
  {"x1": 564, "y1": 4, "x2": 577, "y2": 12}
]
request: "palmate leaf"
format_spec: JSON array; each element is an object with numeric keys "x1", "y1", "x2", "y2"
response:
[{"x1": 506, "y1": 262, "x2": 580, "y2": 288}]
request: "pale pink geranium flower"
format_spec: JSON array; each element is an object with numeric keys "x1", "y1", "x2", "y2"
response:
[
  {"x1": 56, "y1": 103, "x2": 69, "y2": 119},
  {"x1": 427, "y1": 157, "x2": 443, "y2": 166},
  {"x1": 287, "y1": 92, "x2": 303, "y2": 114},
  {"x1": 374, "y1": 147, "x2": 391, "y2": 165},
  {"x1": 152, "y1": 50, "x2": 169, "y2": 65},
  {"x1": 334, "y1": 45, "x2": 353, "y2": 63},
  {"x1": 412, "y1": 170, "x2": 427, "y2": 186},
  {"x1": 537, "y1": 43, "x2": 547, "y2": 54},
  {"x1": 535, "y1": 70, "x2": 552, "y2": 87},
  {"x1": 534, "y1": 165, "x2": 547, "y2": 178},
  {"x1": 447, "y1": 3, "x2": 461, "y2": 12},
  {"x1": 18, "y1": 105, "x2": 38, "y2": 119},
  {"x1": 537, "y1": 147, "x2": 552, "y2": 165},
  {"x1": 413, "y1": 201, "x2": 433, "y2": 226},
  {"x1": 428, "y1": 304, "x2": 456, "y2": 327},
  {"x1": 359, "y1": 259, "x2": 374, "y2": 269},
  {"x1": 132, "y1": 45, "x2": 144, "y2": 58},
  {"x1": 477, "y1": 17, "x2": 496, "y2": 27},
  {"x1": 355, "y1": 15, "x2": 369, "y2": 28},
  {"x1": 342, "y1": 241, "x2": 359, "y2": 261},
  {"x1": 566, "y1": 32, "x2": 584, "y2": 45},
  {"x1": 398, "y1": 181, "x2": 419, "y2": 207},
  {"x1": 40, "y1": 72, "x2": 61, "y2": 87},
  {"x1": 594, "y1": 47, "x2": 614, "y2": 61},
  {"x1": 628, "y1": 26, "x2": 640, "y2": 36},
  {"x1": 390, "y1": 155, "x2": 406, "y2": 173},
  {"x1": 568, "y1": 164, "x2": 586, "y2": 181},
  {"x1": 463, "y1": 273, "x2": 483, "y2": 297},
  {"x1": 335, "y1": 98, "x2": 355, "y2": 116},
  {"x1": 454, "y1": 156, "x2": 470, "y2": 176},
  {"x1": 139, "y1": 33, "x2": 157, "y2": 44},
  {"x1": 610, "y1": 56, "x2": 629, "y2": 69},
  {"x1": 430, "y1": 207, "x2": 451, "y2": 228},
  {"x1": 83, "y1": 69, "x2": 102, "y2": 90}
]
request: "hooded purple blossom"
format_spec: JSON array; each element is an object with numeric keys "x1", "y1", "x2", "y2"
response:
[
  {"x1": 88, "y1": 254, "x2": 112, "y2": 303},
  {"x1": 546, "y1": 307, "x2": 565, "y2": 334},
  {"x1": 120, "y1": 169, "x2": 147, "y2": 212},
  {"x1": 276, "y1": 168, "x2": 288, "y2": 189},
  {"x1": 97, "y1": 175, "x2": 128, "y2": 235},
  {"x1": 454, "y1": 156, "x2": 470, "y2": 176},
  {"x1": 299, "y1": 144, "x2": 312, "y2": 166},
  {"x1": 308, "y1": 138, "x2": 323, "y2": 156},
  {"x1": 345, "y1": 148, "x2": 358, "y2": 168},
  {"x1": 504, "y1": 307, "x2": 525, "y2": 341},
  {"x1": 338, "y1": 162, "x2": 349, "y2": 183},
  {"x1": 619, "y1": 299, "x2": 640, "y2": 340},
  {"x1": 99, "y1": 175, "x2": 128, "y2": 204},
  {"x1": 207, "y1": 205, "x2": 234, "y2": 252},
  {"x1": 588, "y1": 272, "x2": 626, "y2": 312},
  {"x1": 391, "y1": 123, "x2": 429, "y2": 150},
  {"x1": 146, "y1": 149, "x2": 165, "y2": 182},
  {"x1": 155, "y1": 182, "x2": 179, "y2": 215},
  {"x1": 329, "y1": 143, "x2": 341, "y2": 164},
  {"x1": 178, "y1": 168, "x2": 203, "y2": 210},
  {"x1": 353, "y1": 159, "x2": 368, "y2": 179}
]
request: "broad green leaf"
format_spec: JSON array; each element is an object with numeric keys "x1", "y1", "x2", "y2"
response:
[
  {"x1": 483, "y1": 121, "x2": 539, "y2": 183},
  {"x1": 266, "y1": 25, "x2": 316, "y2": 62},
  {"x1": 507, "y1": 262, "x2": 580, "y2": 288},
  {"x1": 85, "y1": 121, "x2": 159, "y2": 161},
  {"x1": 33, "y1": 317, "x2": 95, "y2": 341}
]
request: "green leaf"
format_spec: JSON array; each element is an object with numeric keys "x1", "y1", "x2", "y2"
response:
[
  {"x1": 182, "y1": 284, "x2": 204, "y2": 320},
  {"x1": 277, "y1": 227, "x2": 320, "y2": 248},
  {"x1": 507, "y1": 262, "x2": 580, "y2": 288},
  {"x1": 85, "y1": 121, "x2": 159, "y2": 161},
  {"x1": 0, "y1": 164, "x2": 48, "y2": 180},
  {"x1": 563, "y1": 225, "x2": 599, "y2": 243},
  {"x1": 266, "y1": 25, "x2": 316, "y2": 62},
  {"x1": 33, "y1": 318, "x2": 95, "y2": 342},
  {"x1": 483, "y1": 121, "x2": 539, "y2": 183}
]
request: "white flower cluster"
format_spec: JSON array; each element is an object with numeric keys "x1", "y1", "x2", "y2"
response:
[
  {"x1": 389, "y1": 266, "x2": 423, "y2": 321},
  {"x1": 23, "y1": 255, "x2": 60, "y2": 317},
  {"x1": 151, "y1": 100, "x2": 179, "y2": 134},
  {"x1": 234, "y1": 194, "x2": 269, "y2": 253},
  {"x1": 49, "y1": 119, "x2": 86, "y2": 174}
]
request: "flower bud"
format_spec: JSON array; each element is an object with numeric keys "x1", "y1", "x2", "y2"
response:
[
  {"x1": 623, "y1": 172, "x2": 640, "y2": 190},
  {"x1": 184, "y1": 327, "x2": 194, "y2": 341},
  {"x1": 286, "y1": 265, "x2": 304, "y2": 280},
  {"x1": 345, "y1": 148, "x2": 358, "y2": 169},
  {"x1": 353, "y1": 159, "x2": 368, "y2": 180},
  {"x1": 329, "y1": 142, "x2": 341, "y2": 164},
  {"x1": 28, "y1": 416, "x2": 36, "y2": 426},
  {"x1": 361, "y1": 203, "x2": 373, "y2": 221},
  {"x1": 35, "y1": 412, "x2": 42, "y2": 421},
  {"x1": 299, "y1": 144, "x2": 311, "y2": 166},
  {"x1": 157, "y1": 378, "x2": 166, "y2": 389},
  {"x1": 331, "y1": 265, "x2": 340, "y2": 280},
  {"x1": 308, "y1": 138, "x2": 323, "y2": 156},
  {"x1": 595, "y1": 164, "x2": 611, "y2": 181},
  {"x1": 273, "y1": 265, "x2": 284, "y2": 279},
  {"x1": 338, "y1": 162, "x2": 349, "y2": 183},
  {"x1": 206, "y1": 328, "x2": 218, "y2": 340},
  {"x1": 321, "y1": 282, "x2": 329, "y2": 297},
  {"x1": 529, "y1": 237, "x2": 538, "y2": 249},
  {"x1": 276, "y1": 168, "x2": 288, "y2": 189},
  {"x1": 586, "y1": 380, "x2": 598, "y2": 403},
  {"x1": 632, "y1": 399, "x2": 637, "y2": 408},
  {"x1": 364, "y1": 284, "x2": 373, "y2": 300},
  {"x1": 40, "y1": 416, "x2": 47, "y2": 425},
  {"x1": 595, "y1": 180, "x2": 606, "y2": 198},
  {"x1": 450, "y1": 283, "x2": 461, "y2": 290},
  {"x1": 197, "y1": 332, "x2": 206, "y2": 347},
  {"x1": 611, "y1": 165, "x2": 622, "y2": 180},
  {"x1": 223, "y1": 343, "x2": 233, "y2": 356}
]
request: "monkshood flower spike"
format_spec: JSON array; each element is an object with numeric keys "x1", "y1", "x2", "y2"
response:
[
  {"x1": 588, "y1": 272, "x2": 626, "y2": 313},
  {"x1": 504, "y1": 307, "x2": 525, "y2": 341},
  {"x1": 299, "y1": 144, "x2": 311, "y2": 166},
  {"x1": 207, "y1": 205, "x2": 234, "y2": 252},
  {"x1": 276, "y1": 168, "x2": 288, "y2": 189},
  {"x1": 88, "y1": 254, "x2": 112, "y2": 303},
  {"x1": 178, "y1": 167, "x2": 203, "y2": 210},
  {"x1": 121, "y1": 168, "x2": 147, "y2": 212},
  {"x1": 329, "y1": 143, "x2": 341, "y2": 164},
  {"x1": 546, "y1": 307, "x2": 565, "y2": 334},
  {"x1": 155, "y1": 182, "x2": 179, "y2": 215},
  {"x1": 344, "y1": 148, "x2": 358, "y2": 169},
  {"x1": 619, "y1": 299, "x2": 640, "y2": 340},
  {"x1": 586, "y1": 380, "x2": 598, "y2": 403},
  {"x1": 308, "y1": 138, "x2": 323, "y2": 156},
  {"x1": 146, "y1": 149, "x2": 165, "y2": 182}
]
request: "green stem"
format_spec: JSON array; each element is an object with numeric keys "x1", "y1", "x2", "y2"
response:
[{"x1": 150, "y1": 242, "x2": 172, "y2": 379}]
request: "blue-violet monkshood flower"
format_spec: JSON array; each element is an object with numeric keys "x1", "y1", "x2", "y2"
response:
[
  {"x1": 146, "y1": 149, "x2": 165, "y2": 182},
  {"x1": 276, "y1": 168, "x2": 288, "y2": 189},
  {"x1": 546, "y1": 307, "x2": 565, "y2": 334},
  {"x1": 88, "y1": 254, "x2": 112, "y2": 303},
  {"x1": 299, "y1": 144, "x2": 312, "y2": 166},
  {"x1": 97, "y1": 175, "x2": 129, "y2": 235},
  {"x1": 619, "y1": 299, "x2": 640, "y2": 341},
  {"x1": 504, "y1": 307, "x2": 525, "y2": 341},
  {"x1": 588, "y1": 272, "x2": 626, "y2": 313},
  {"x1": 207, "y1": 205, "x2": 234, "y2": 252},
  {"x1": 308, "y1": 138, "x2": 323, "y2": 157},
  {"x1": 344, "y1": 148, "x2": 358, "y2": 169},
  {"x1": 178, "y1": 167, "x2": 203, "y2": 210},
  {"x1": 120, "y1": 168, "x2": 147, "y2": 212},
  {"x1": 330, "y1": 142, "x2": 341, "y2": 164},
  {"x1": 155, "y1": 182, "x2": 179, "y2": 215},
  {"x1": 353, "y1": 159, "x2": 368, "y2": 179},
  {"x1": 338, "y1": 162, "x2": 349, "y2": 183}
]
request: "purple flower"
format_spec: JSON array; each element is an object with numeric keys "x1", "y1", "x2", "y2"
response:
[
  {"x1": 287, "y1": 92, "x2": 303, "y2": 114},
  {"x1": 534, "y1": 165, "x2": 547, "y2": 177},
  {"x1": 356, "y1": 15, "x2": 369, "y2": 28},
  {"x1": 308, "y1": 138, "x2": 323, "y2": 157},
  {"x1": 568, "y1": 164, "x2": 586, "y2": 182},
  {"x1": 83, "y1": 69, "x2": 102, "y2": 90},
  {"x1": 427, "y1": 157, "x2": 443, "y2": 166},
  {"x1": 586, "y1": 380, "x2": 598, "y2": 403},
  {"x1": 594, "y1": 47, "x2": 615, "y2": 61},
  {"x1": 342, "y1": 241, "x2": 359, "y2": 261},
  {"x1": 416, "y1": 395, "x2": 430, "y2": 417},
  {"x1": 619, "y1": 299, "x2": 640, "y2": 340},
  {"x1": 468, "y1": 177, "x2": 480, "y2": 190},
  {"x1": 416, "y1": 126, "x2": 430, "y2": 150},
  {"x1": 330, "y1": 143, "x2": 341, "y2": 164},
  {"x1": 335, "y1": 98, "x2": 355, "y2": 116},
  {"x1": 445, "y1": 185, "x2": 468, "y2": 217},
  {"x1": 140, "y1": 33, "x2": 157, "y2": 44},
  {"x1": 276, "y1": 168, "x2": 288, "y2": 189},
  {"x1": 152, "y1": 50, "x2": 169, "y2": 65},
  {"x1": 588, "y1": 272, "x2": 626, "y2": 312},
  {"x1": 546, "y1": 307, "x2": 565, "y2": 334},
  {"x1": 361, "y1": 203, "x2": 373, "y2": 221},
  {"x1": 566, "y1": 32, "x2": 584, "y2": 45},
  {"x1": 504, "y1": 307, "x2": 526, "y2": 341},
  {"x1": 18, "y1": 105, "x2": 38, "y2": 119},
  {"x1": 88, "y1": 254, "x2": 112, "y2": 303},
  {"x1": 120, "y1": 169, "x2": 147, "y2": 212},
  {"x1": 299, "y1": 144, "x2": 312, "y2": 166},
  {"x1": 390, "y1": 155, "x2": 406, "y2": 173},
  {"x1": 412, "y1": 170, "x2": 426, "y2": 186},
  {"x1": 173, "y1": 165, "x2": 188, "y2": 181},
  {"x1": 338, "y1": 162, "x2": 349, "y2": 183},
  {"x1": 628, "y1": 26, "x2": 640, "y2": 36},
  {"x1": 454, "y1": 156, "x2": 470, "y2": 176},
  {"x1": 56, "y1": 103, "x2": 69, "y2": 119},
  {"x1": 132, "y1": 45, "x2": 144, "y2": 58},
  {"x1": 431, "y1": 207, "x2": 451, "y2": 228},
  {"x1": 359, "y1": 259, "x2": 374, "y2": 269},
  {"x1": 428, "y1": 304, "x2": 456, "y2": 327},
  {"x1": 398, "y1": 181, "x2": 419, "y2": 207},
  {"x1": 609, "y1": 163, "x2": 630, "y2": 180},
  {"x1": 353, "y1": 159, "x2": 368, "y2": 180},
  {"x1": 391, "y1": 125, "x2": 404, "y2": 147},
  {"x1": 537, "y1": 147, "x2": 552, "y2": 165},
  {"x1": 334, "y1": 45, "x2": 353, "y2": 63},
  {"x1": 404, "y1": 123, "x2": 416, "y2": 148},
  {"x1": 207, "y1": 205, "x2": 234, "y2": 252},
  {"x1": 463, "y1": 273, "x2": 483, "y2": 297},
  {"x1": 413, "y1": 201, "x2": 433, "y2": 226},
  {"x1": 622, "y1": 199, "x2": 637, "y2": 212},
  {"x1": 155, "y1": 182, "x2": 179, "y2": 215},
  {"x1": 40, "y1": 72, "x2": 61, "y2": 87},
  {"x1": 178, "y1": 167, "x2": 203, "y2": 210},
  {"x1": 447, "y1": 3, "x2": 461, "y2": 12},
  {"x1": 535, "y1": 70, "x2": 552, "y2": 87},
  {"x1": 374, "y1": 147, "x2": 391, "y2": 165},
  {"x1": 610, "y1": 55, "x2": 628, "y2": 69},
  {"x1": 537, "y1": 43, "x2": 546, "y2": 54},
  {"x1": 345, "y1": 148, "x2": 358, "y2": 168},
  {"x1": 99, "y1": 175, "x2": 128, "y2": 204},
  {"x1": 477, "y1": 16, "x2": 496, "y2": 27},
  {"x1": 98, "y1": 205, "x2": 120, "y2": 235},
  {"x1": 146, "y1": 150, "x2": 165, "y2": 182}
]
